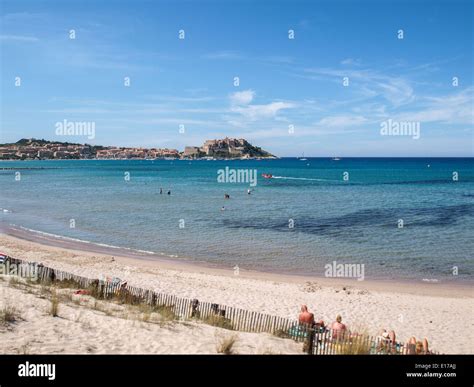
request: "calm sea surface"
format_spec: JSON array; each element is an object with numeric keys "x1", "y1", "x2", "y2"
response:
[{"x1": 1, "y1": 158, "x2": 473, "y2": 283}]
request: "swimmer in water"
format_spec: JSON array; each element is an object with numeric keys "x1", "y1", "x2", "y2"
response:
[
  {"x1": 167, "y1": 190, "x2": 171, "y2": 195},
  {"x1": 247, "y1": 189, "x2": 252, "y2": 195},
  {"x1": 221, "y1": 206, "x2": 225, "y2": 211}
]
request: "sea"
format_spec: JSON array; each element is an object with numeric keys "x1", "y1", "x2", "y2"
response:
[{"x1": 1, "y1": 157, "x2": 473, "y2": 283}]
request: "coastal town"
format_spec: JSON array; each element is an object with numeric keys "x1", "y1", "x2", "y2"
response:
[{"x1": 0, "y1": 138, "x2": 275, "y2": 160}]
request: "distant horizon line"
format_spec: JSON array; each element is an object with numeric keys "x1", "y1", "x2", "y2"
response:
[{"x1": 0, "y1": 156, "x2": 472, "y2": 160}]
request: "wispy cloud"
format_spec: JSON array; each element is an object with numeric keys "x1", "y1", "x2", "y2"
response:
[
  {"x1": 0, "y1": 34, "x2": 39, "y2": 42},
  {"x1": 316, "y1": 115, "x2": 369, "y2": 128},
  {"x1": 228, "y1": 89, "x2": 294, "y2": 121},
  {"x1": 2, "y1": 12, "x2": 47, "y2": 22},
  {"x1": 202, "y1": 50, "x2": 243, "y2": 60},
  {"x1": 231, "y1": 101, "x2": 295, "y2": 120},
  {"x1": 340, "y1": 58, "x2": 361, "y2": 66},
  {"x1": 395, "y1": 87, "x2": 474, "y2": 125},
  {"x1": 146, "y1": 95, "x2": 216, "y2": 103},
  {"x1": 303, "y1": 67, "x2": 415, "y2": 107},
  {"x1": 228, "y1": 90, "x2": 295, "y2": 121}
]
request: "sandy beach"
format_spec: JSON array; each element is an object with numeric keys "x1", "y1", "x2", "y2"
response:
[
  {"x1": 0, "y1": 277, "x2": 301, "y2": 354},
  {"x1": 0, "y1": 230, "x2": 473, "y2": 354}
]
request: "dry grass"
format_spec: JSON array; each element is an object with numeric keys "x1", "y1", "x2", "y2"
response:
[
  {"x1": 334, "y1": 330, "x2": 372, "y2": 355},
  {"x1": 54, "y1": 278, "x2": 84, "y2": 289},
  {"x1": 135, "y1": 303, "x2": 177, "y2": 323},
  {"x1": 273, "y1": 328, "x2": 289, "y2": 339},
  {"x1": 91, "y1": 300, "x2": 112, "y2": 316},
  {"x1": 39, "y1": 284, "x2": 52, "y2": 299},
  {"x1": 26, "y1": 277, "x2": 40, "y2": 286},
  {"x1": 216, "y1": 334, "x2": 238, "y2": 355},
  {"x1": 154, "y1": 305, "x2": 177, "y2": 322},
  {"x1": 8, "y1": 276, "x2": 23, "y2": 288},
  {"x1": 17, "y1": 342, "x2": 31, "y2": 355},
  {"x1": 136, "y1": 304, "x2": 152, "y2": 322},
  {"x1": 49, "y1": 289, "x2": 60, "y2": 317},
  {"x1": 0, "y1": 305, "x2": 20, "y2": 326},
  {"x1": 114, "y1": 290, "x2": 142, "y2": 305},
  {"x1": 86, "y1": 283, "x2": 105, "y2": 300},
  {"x1": 204, "y1": 314, "x2": 234, "y2": 330},
  {"x1": 141, "y1": 311, "x2": 151, "y2": 322}
]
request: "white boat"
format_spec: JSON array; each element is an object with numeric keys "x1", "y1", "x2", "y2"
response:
[
  {"x1": 299, "y1": 152, "x2": 307, "y2": 161},
  {"x1": 332, "y1": 157, "x2": 341, "y2": 161}
]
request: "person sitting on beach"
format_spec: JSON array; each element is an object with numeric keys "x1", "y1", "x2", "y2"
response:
[
  {"x1": 389, "y1": 330, "x2": 396, "y2": 344},
  {"x1": 331, "y1": 315, "x2": 347, "y2": 340},
  {"x1": 406, "y1": 336, "x2": 416, "y2": 354},
  {"x1": 407, "y1": 337, "x2": 430, "y2": 354},
  {"x1": 378, "y1": 329, "x2": 396, "y2": 344},
  {"x1": 377, "y1": 329, "x2": 397, "y2": 353},
  {"x1": 421, "y1": 338, "x2": 430, "y2": 354},
  {"x1": 298, "y1": 305, "x2": 315, "y2": 325},
  {"x1": 315, "y1": 319, "x2": 325, "y2": 329}
]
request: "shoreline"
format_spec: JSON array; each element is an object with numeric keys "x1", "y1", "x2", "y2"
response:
[
  {"x1": 1, "y1": 229, "x2": 473, "y2": 354},
  {"x1": 1, "y1": 225, "x2": 472, "y2": 298}
]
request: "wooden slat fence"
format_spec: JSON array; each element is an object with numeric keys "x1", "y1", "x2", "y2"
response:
[{"x1": 1, "y1": 255, "x2": 436, "y2": 355}]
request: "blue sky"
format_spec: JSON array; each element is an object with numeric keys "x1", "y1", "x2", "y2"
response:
[{"x1": 1, "y1": 0, "x2": 473, "y2": 156}]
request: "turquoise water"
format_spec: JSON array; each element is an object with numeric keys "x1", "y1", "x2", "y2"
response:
[{"x1": 1, "y1": 158, "x2": 473, "y2": 282}]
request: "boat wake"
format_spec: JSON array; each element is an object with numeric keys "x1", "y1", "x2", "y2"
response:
[{"x1": 271, "y1": 176, "x2": 334, "y2": 182}]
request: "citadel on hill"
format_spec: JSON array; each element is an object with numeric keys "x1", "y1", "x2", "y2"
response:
[
  {"x1": 183, "y1": 138, "x2": 274, "y2": 159},
  {"x1": 0, "y1": 138, "x2": 276, "y2": 160}
]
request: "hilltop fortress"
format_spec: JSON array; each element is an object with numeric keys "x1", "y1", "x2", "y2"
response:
[{"x1": 183, "y1": 137, "x2": 275, "y2": 159}]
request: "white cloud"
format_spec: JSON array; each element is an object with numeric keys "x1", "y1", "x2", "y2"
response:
[
  {"x1": 229, "y1": 90, "x2": 295, "y2": 121},
  {"x1": 316, "y1": 115, "x2": 369, "y2": 128},
  {"x1": 341, "y1": 58, "x2": 361, "y2": 66},
  {"x1": 231, "y1": 101, "x2": 295, "y2": 120},
  {"x1": 230, "y1": 90, "x2": 255, "y2": 105}
]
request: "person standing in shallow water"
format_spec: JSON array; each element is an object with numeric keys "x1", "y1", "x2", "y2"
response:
[{"x1": 160, "y1": 188, "x2": 163, "y2": 194}]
